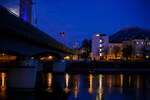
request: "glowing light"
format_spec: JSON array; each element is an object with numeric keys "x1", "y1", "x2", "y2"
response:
[
  {"x1": 141, "y1": 42, "x2": 144, "y2": 44},
  {"x1": 64, "y1": 56, "x2": 70, "y2": 60},
  {"x1": 136, "y1": 42, "x2": 139, "y2": 45},
  {"x1": 64, "y1": 73, "x2": 70, "y2": 93},
  {"x1": 48, "y1": 56, "x2": 53, "y2": 60},
  {"x1": 147, "y1": 42, "x2": 150, "y2": 45},
  {"x1": 31, "y1": 57, "x2": 34, "y2": 60},
  {"x1": 146, "y1": 56, "x2": 149, "y2": 59},
  {"x1": 96, "y1": 34, "x2": 100, "y2": 36},
  {"x1": 99, "y1": 53, "x2": 102, "y2": 57},
  {"x1": 99, "y1": 39, "x2": 102, "y2": 43},
  {"x1": 88, "y1": 74, "x2": 93, "y2": 94},
  {"x1": 40, "y1": 56, "x2": 53, "y2": 60},
  {"x1": 99, "y1": 49, "x2": 102, "y2": 52},
  {"x1": 100, "y1": 44, "x2": 102, "y2": 47}
]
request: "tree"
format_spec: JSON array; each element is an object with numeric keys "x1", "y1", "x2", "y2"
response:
[
  {"x1": 113, "y1": 46, "x2": 120, "y2": 59},
  {"x1": 80, "y1": 39, "x2": 91, "y2": 59}
]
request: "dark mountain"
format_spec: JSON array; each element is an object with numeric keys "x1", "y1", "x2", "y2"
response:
[{"x1": 109, "y1": 26, "x2": 150, "y2": 42}]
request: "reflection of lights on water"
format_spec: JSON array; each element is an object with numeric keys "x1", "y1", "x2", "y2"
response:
[
  {"x1": 120, "y1": 74, "x2": 123, "y2": 88},
  {"x1": 88, "y1": 74, "x2": 93, "y2": 94},
  {"x1": 129, "y1": 75, "x2": 131, "y2": 86},
  {"x1": 0, "y1": 72, "x2": 7, "y2": 100},
  {"x1": 137, "y1": 76, "x2": 140, "y2": 88},
  {"x1": 1, "y1": 72, "x2": 6, "y2": 89},
  {"x1": 109, "y1": 75, "x2": 112, "y2": 89},
  {"x1": 120, "y1": 74, "x2": 124, "y2": 93},
  {"x1": 46, "y1": 73, "x2": 53, "y2": 92},
  {"x1": 74, "y1": 80, "x2": 79, "y2": 98},
  {"x1": 96, "y1": 74, "x2": 103, "y2": 100},
  {"x1": 64, "y1": 73, "x2": 70, "y2": 93}
]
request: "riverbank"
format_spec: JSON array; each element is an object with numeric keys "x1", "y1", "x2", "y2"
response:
[{"x1": 66, "y1": 61, "x2": 150, "y2": 73}]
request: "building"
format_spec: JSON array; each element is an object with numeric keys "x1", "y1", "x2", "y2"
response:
[
  {"x1": 20, "y1": 0, "x2": 32, "y2": 23},
  {"x1": 145, "y1": 38, "x2": 150, "y2": 59},
  {"x1": 92, "y1": 34, "x2": 109, "y2": 60},
  {"x1": 123, "y1": 39, "x2": 147, "y2": 60},
  {"x1": 107, "y1": 42, "x2": 123, "y2": 60}
]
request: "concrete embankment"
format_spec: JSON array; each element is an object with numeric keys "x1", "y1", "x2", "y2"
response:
[{"x1": 66, "y1": 61, "x2": 150, "y2": 73}]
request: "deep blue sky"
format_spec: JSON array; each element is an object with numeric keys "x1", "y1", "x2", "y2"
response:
[{"x1": 1, "y1": 0, "x2": 150, "y2": 48}]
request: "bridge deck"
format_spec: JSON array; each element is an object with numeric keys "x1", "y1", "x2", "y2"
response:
[{"x1": 0, "y1": 6, "x2": 73, "y2": 56}]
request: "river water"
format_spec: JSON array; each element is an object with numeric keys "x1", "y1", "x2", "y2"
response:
[{"x1": 0, "y1": 72, "x2": 150, "y2": 100}]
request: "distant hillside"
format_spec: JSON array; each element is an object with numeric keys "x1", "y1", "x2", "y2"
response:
[{"x1": 109, "y1": 26, "x2": 150, "y2": 42}]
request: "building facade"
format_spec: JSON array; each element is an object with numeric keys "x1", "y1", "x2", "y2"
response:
[
  {"x1": 123, "y1": 38, "x2": 150, "y2": 60},
  {"x1": 92, "y1": 34, "x2": 109, "y2": 60},
  {"x1": 107, "y1": 42, "x2": 123, "y2": 60}
]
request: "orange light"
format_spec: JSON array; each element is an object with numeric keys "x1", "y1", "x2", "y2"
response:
[
  {"x1": 74, "y1": 80, "x2": 79, "y2": 98},
  {"x1": 1, "y1": 72, "x2": 6, "y2": 89}
]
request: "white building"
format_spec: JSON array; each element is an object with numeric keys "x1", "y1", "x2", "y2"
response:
[{"x1": 92, "y1": 34, "x2": 109, "y2": 60}]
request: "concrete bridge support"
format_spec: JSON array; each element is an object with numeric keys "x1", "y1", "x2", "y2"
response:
[
  {"x1": 7, "y1": 59, "x2": 38, "y2": 89},
  {"x1": 53, "y1": 60, "x2": 66, "y2": 73}
]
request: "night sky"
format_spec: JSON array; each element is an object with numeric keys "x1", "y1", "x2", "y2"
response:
[{"x1": 1, "y1": 0, "x2": 150, "y2": 48}]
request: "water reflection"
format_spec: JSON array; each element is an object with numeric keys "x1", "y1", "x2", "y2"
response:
[
  {"x1": 0, "y1": 72, "x2": 7, "y2": 100},
  {"x1": 74, "y1": 75, "x2": 80, "y2": 98},
  {"x1": 46, "y1": 72, "x2": 53, "y2": 92},
  {"x1": 88, "y1": 74, "x2": 93, "y2": 94},
  {"x1": 96, "y1": 74, "x2": 103, "y2": 100},
  {"x1": 120, "y1": 74, "x2": 123, "y2": 93},
  {"x1": 64, "y1": 73, "x2": 70, "y2": 93}
]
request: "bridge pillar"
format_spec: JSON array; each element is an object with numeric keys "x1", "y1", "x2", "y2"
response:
[
  {"x1": 53, "y1": 60, "x2": 66, "y2": 73},
  {"x1": 7, "y1": 59, "x2": 38, "y2": 89}
]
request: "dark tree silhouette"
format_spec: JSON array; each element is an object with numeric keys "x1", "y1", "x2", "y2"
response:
[{"x1": 80, "y1": 39, "x2": 91, "y2": 59}]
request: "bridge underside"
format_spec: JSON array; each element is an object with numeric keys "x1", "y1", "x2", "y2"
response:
[{"x1": 0, "y1": 6, "x2": 73, "y2": 63}]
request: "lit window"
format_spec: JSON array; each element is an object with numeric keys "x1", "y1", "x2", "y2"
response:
[
  {"x1": 96, "y1": 34, "x2": 99, "y2": 36},
  {"x1": 100, "y1": 53, "x2": 102, "y2": 56},
  {"x1": 100, "y1": 44, "x2": 102, "y2": 47},
  {"x1": 99, "y1": 39, "x2": 102, "y2": 43},
  {"x1": 141, "y1": 42, "x2": 144, "y2": 45},
  {"x1": 147, "y1": 42, "x2": 150, "y2": 45},
  {"x1": 136, "y1": 42, "x2": 139, "y2": 45},
  {"x1": 146, "y1": 56, "x2": 149, "y2": 59},
  {"x1": 99, "y1": 49, "x2": 102, "y2": 52}
]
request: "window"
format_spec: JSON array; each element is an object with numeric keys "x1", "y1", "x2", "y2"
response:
[
  {"x1": 100, "y1": 44, "x2": 102, "y2": 47},
  {"x1": 99, "y1": 49, "x2": 102, "y2": 52},
  {"x1": 99, "y1": 53, "x2": 102, "y2": 56},
  {"x1": 99, "y1": 39, "x2": 102, "y2": 43}
]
